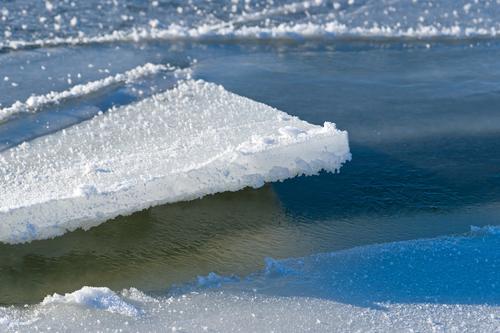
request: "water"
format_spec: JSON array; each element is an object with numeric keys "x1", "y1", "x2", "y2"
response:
[{"x1": 1, "y1": 0, "x2": 500, "y2": 331}]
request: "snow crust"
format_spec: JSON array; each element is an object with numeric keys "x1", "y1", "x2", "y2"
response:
[
  {"x1": 1, "y1": 225, "x2": 498, "y2": 332},
  {"x1": 0, "y1": 80, "x2": 350, "y2": 244}
]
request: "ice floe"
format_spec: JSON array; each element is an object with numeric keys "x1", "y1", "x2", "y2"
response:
[{"x1": 0, "y1": 80, "x2": 350, "y2": 243}]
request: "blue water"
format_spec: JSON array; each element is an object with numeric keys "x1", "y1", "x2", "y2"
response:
[{"x1": 0, "y1": 0, "x2": 499, "y2": 322}]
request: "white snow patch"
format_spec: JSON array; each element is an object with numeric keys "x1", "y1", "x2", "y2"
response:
[{"x1": 42, "y1": 287, "x2": 140, "y2": 317}]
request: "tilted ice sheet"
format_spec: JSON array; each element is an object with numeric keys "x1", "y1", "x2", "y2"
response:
[
  {"x1": 0, "y1": 80, "x2": 350, "y2": 244},
  {"x1": 1, "y1": 225, "x2": 499, "y2": 332}
]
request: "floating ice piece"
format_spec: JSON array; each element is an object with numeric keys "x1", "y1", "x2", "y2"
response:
[
  {"x1": 0, "y1": 63, "x2": 183, "y2": 123},
  {"x1": 0, "y1": 80, "x2": 350, "y2": 244}
]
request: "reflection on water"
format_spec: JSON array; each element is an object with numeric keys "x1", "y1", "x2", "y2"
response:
[
  {"x1": 1, "y1": 180, "x2": 499, "y2": 305},
  {"x1": 0, "y1": 186, "x2": 287, "y2": 304}
]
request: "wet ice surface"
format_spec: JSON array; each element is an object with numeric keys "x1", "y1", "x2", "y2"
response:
[{"x1": 1, "y1": 226, "x2": 499, "y2": 332}]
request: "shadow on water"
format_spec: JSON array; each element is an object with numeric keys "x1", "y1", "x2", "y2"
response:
[{"x1": 275, "y1": 134, "x2": 500, "y2": 221}]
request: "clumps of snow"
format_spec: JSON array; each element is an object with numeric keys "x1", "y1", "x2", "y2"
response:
[
  {"x1": 0, "y1": 308, "x2": 40, "y2": 332},
  {"x1": 0, "y1": 63, "x2": 185, "y2": 123},
  {"x1": 121, "y1": 288, "x2": 159, "y2": 304},
  {"x1": 264, "y1": 257, "x2": 298, "y2": 277},
  {"x1": 0, "y1": 80, "x2": 350, "y2": 244},
  {"x1": 42, "y1": 287, "x2": 140, "y2": 317},
  {"x1": 278, "y1": 126, "x2": 306, "y2": 138},
  {"x1": 197, "y1": 272, "x2": 239, "y2": 288},
  {"x1": 2, "y1": 21, "x2": 500, "y2": 53},
  {"x1": 0, "y1": 311, "x2": 17, "y2": 331},
  {"x1": 1, "y1": 0, "x2": 500, "y2": 55}
]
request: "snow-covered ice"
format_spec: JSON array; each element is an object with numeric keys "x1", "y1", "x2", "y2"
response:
[
  {"x1": 2, "y1": 0, "x2": 500, "y2": 52},
  {"x1": 0, "y1": 225, "x2": 498, "y2": 332},
  {"x1": 0, "y1": 80, "x2": 350, "y2": 244}
]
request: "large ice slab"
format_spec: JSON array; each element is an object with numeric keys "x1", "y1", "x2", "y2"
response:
[{"x1": 0, "y1": 80, "x2": 350, "y2": 244}]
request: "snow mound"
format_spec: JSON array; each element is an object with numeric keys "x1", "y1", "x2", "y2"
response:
[
  {"x1": 42, "y1": 287, "x2": 140, "y2": 317},
  {"x1": 0, "y1": 80, "x2": 350, "y2": 244},
  {"x1": 3, "y1": 0, "x2": 500, "y2": 52}
]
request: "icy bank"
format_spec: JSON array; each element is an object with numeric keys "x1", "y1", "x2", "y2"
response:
[
  {"x1": 3, "y1": 23, "x2": 500, "y2": 53},
  {"x1": 0, "y1": 80, "x2": 350, "y2": 244},
  {"x1": 1, "y1": 225, "x2": 499, "y2": 332}
]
